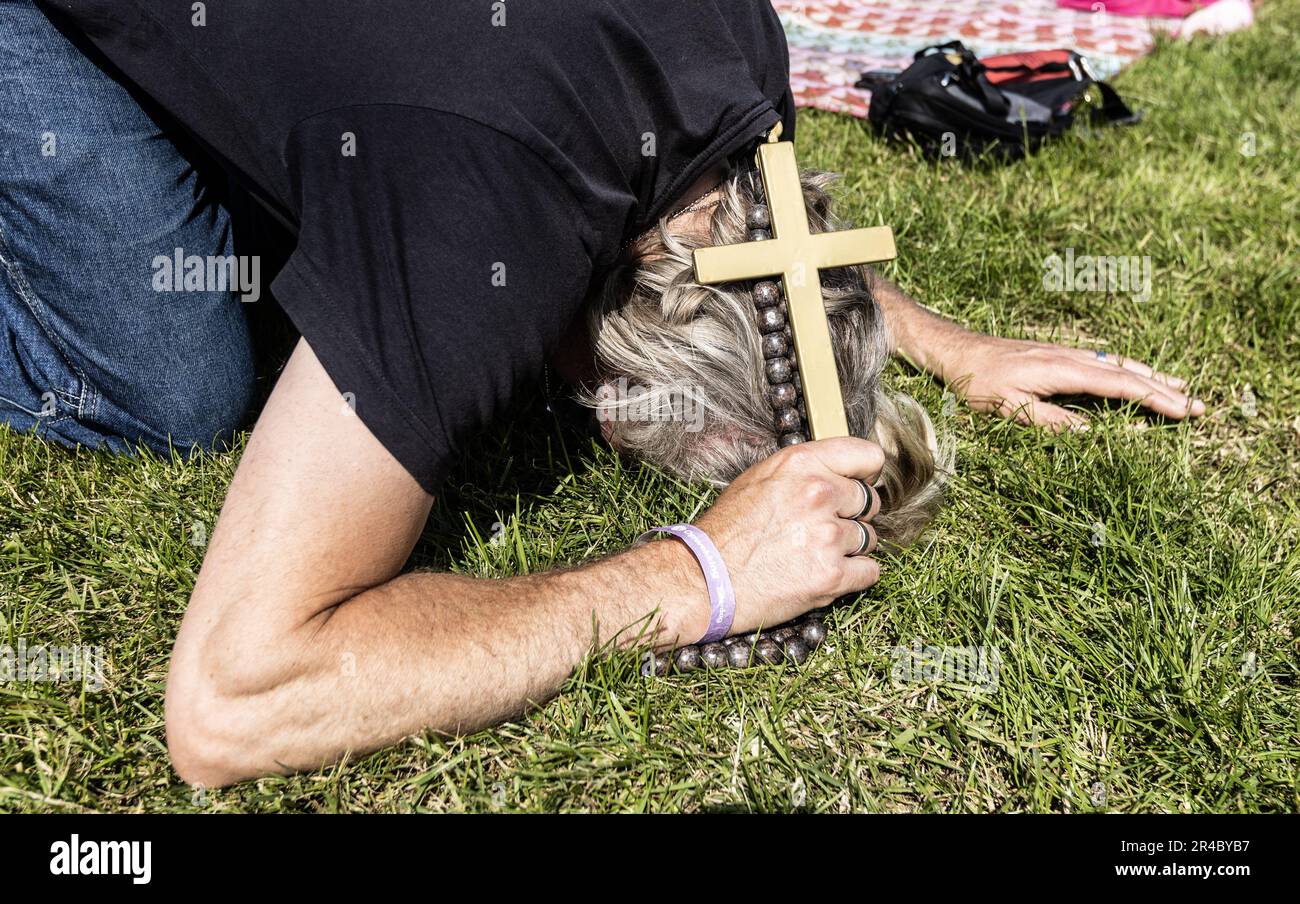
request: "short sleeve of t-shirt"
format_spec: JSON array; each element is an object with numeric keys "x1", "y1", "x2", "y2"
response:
[{"x1": 271, "y1": 106, "x2": 595, "y2": 494}]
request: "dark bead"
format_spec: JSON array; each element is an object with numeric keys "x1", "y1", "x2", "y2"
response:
[
  {"x1": 752, "y1": 281, "x2": 781, "y2": 308},
  {"x1": 654, "y1": 652, "x2": 671, "y2": 676},
  {"x1": 754, "y1": 638, "x2": 784, "y2": 665},
  {"x1": 746, "y1": 205, "x2": 771, "y2": 231},
  {"x1": 726, "y1": 643, "x2": 752, "y2": 669},
  {"x1": 792, "y1": 373, "x2": 802, "y2": 392},
  {"x1": 747, "y1": 228, "x2": 770, "y2": 242},
  {"x1": 800, "y1": 620, "x2": 828, "y2": 648},
  {"x1": 782, "y1": 638, "x2": 811, "y2": 665},
  {"x1": 721, "y1": 635, "x2": 741, "y2": 646},
  {"x1": 700, "y1": 643, "x2": 728, "y2": 669},
  {"x1": 674, "y1": 646, "x2": 701, "y2": 673},
  {"x1": 757, "y1": 306, "x2": 786, "y2": 334},
  {"x1": 772, "y1": 627, "x2": 797, "y2": 644},
  {"x1": 765, "y1": 357, "x2": 793, "y2": 385},
  {"x1": 770, "y1": 382, "x2": 798, "y2": 408},
  {"x1": 774, "y1": 407, "x2": 802, "y2": 434},
  {"x1": 762, "y1": 333, "x2": 789, "y2": 359},
  {"x1": 779, "y1": 432, "x2": 807, "y2": 448}
]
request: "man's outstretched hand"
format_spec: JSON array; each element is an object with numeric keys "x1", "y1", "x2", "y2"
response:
[
  {"x1": 868, "y1": 273, "x2": 1207, "y2": 431},
  {"x1": 939, "y1": 332, "x2": 1207, "y2": 431}
]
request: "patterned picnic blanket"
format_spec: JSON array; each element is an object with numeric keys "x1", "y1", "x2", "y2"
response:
[{"x1": 777, "y1": 0, "x2": 1186, "y2": 118}]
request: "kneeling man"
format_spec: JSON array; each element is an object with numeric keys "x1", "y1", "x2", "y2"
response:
[{"x1": 4, "y1": 1, "x2": 1203, "y2": 786}]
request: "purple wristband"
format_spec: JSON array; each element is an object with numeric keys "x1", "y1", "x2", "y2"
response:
[{"x1": 638, "y1": 524, "x2": 736, "y2": 644}]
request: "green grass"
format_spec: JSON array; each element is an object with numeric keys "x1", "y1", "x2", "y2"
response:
[{"x1": 2, "y1": 3, "x2": 1298, "y2": 813}]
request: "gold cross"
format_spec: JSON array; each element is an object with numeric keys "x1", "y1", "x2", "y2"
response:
[{"x1": 693, "y1": 130, "x2": 897, "y2": 439}]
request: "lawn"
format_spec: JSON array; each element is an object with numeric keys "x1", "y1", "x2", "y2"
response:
[{"x1": 1, "y1": 2, "x2": 1297, "y2": 813}]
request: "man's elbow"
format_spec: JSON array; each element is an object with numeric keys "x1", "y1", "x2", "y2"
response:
[
  {"x1": 165, "y1": 663, "x2": 262, "y2": 788},
  {"x1": 164, "y1": 614, "x2": 284, "y2": 788},
  {"x1": 163, "y1": 692, "x2": 226, "y2": 789}
]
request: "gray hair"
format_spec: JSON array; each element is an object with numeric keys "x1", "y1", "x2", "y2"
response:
[{"x1": 583, "y1": 167, "x2": 950, "y2": 548}]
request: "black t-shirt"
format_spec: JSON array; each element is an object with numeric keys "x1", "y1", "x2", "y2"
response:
[{"x1": 44, "y1": 0, "x2": 795, "y2": 491}]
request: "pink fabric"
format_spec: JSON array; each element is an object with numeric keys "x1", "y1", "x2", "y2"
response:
[{"x1": 1056, "y1": 0, "x2": 1221, "y2": 17}]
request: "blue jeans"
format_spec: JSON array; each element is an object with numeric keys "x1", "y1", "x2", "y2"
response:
[{"x1": 0, "y1": 0, "x2": 254, "y2": 455}]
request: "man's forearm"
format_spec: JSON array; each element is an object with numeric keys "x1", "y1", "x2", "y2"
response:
[
  {"x1": 868, "y1": 269, "x2": 968, "y2": 381},
  {"x1": 168, "y1": 538, "x2": 702, "y2": 786}
]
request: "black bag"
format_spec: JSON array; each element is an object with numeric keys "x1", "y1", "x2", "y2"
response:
[{"x1": 858, "y1": 42, "x2": 1141, "y2": 160}]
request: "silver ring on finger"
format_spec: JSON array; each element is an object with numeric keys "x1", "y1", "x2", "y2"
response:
[
  {"x1": 852, "y1": 478, "x2": 881, "y2": 521},
  {"x1": 849, "y1": 520, "x2": 876, "y2": 557}
]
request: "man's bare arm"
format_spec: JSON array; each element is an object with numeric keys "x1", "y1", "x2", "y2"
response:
[
  {"x1": 166, "y1": 339, "x2": 886, "y2": 787},
  {"x1": 867, "y1": 270, "x2": 967, "y2": 381}
]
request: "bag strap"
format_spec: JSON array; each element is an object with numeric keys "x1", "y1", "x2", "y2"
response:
[
  {"x1": 912, "y1": 42, "x2": 1011, "y2": 116},
  {"x1": 970, "y1": 69, "x2": 1010, "y2": 117},
  {"x1": 914, "y1": 40, "x2": 971, "y2": 62},
  {"x1": 1092, "y1": 80, "x2": 1142, "y2": 124}
]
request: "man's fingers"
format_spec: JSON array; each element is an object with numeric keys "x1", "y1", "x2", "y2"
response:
[
  {"x1": 998, "y1": 395, "x2": 1088, "y2": 432},
  {"x1": 833, "y1": 518, "x2": 877, "y2": 556},
  {"x1": 840, "y1": 519, "x2": 877, "y2": 556},
  {"x1": 1112, "y1": 355, "x2": 1154, "y2": 379},
  {"x1": 833, "y1": 555, "x2": 881, "y2": 596},
  {"x1": 1153, "y1": 371, "x2": 1190, "y2": 391},
  {"x1": 833, "y1": 477, "x2": 880, "y2": 520},
  {"x1": 1121, "y1": 359, "x2": 1190, "y2": 390},
  {"x1": 1030, "y1": 401, "x2": 1089, "y2": 432},
  {"x1": 1049, "y1": 364, "x2": 1203, "y2": 419},
  {"x1": 1079, "y1": 348, "x2": 1190, "y2": 390},
  {"x1": 1078, "y1": 366, "x2": 1205, "y2": 419},
  {"x1": 1110, "y1": 354, "x2": 1192, "y2": 390},
  {"x1": 792, "y1": 436, "x2": 885, "y2": 485}
]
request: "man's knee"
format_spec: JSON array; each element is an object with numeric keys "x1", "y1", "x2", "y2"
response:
[
  {"x1": 120, "y1": 345, "x2": 257, "y2": 453},
  {"x1": 152, "y1": 381, "x2": 255, "y2": 454},
  {"x1": 0, "y1": 0, "x2": 256, "y2": 455},
  {"x1": 0, "y1": 307, "x2": 257, "y2": 457}
]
